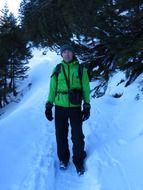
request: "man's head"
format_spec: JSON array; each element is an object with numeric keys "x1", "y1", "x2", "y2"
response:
[{"x1": 60, "y1": 44, "x2": 75, "y2": 63}]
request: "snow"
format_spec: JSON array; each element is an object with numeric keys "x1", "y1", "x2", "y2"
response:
[
  {"x1": 0, "y1": 49, "x2": 143, "y2": 190},
  {"x1": 119, "y1": 10, "x2": 129, "y2": 16}
]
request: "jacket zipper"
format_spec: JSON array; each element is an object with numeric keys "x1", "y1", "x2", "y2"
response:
[
  {"x1": 72, "y1": 72, "x2": 74, "y2": 85},
  {"x1": 68, "y1": 64, "x2": 70, "y2": 107}
]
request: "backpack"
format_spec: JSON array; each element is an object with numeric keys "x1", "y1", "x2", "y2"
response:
[{"x1": 50, "y1": 63, "x2": 84, "y2": 95}]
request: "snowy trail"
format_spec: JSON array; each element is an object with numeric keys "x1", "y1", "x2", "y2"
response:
[
  {"x1": 15, "y1": 59, "x2": 58, "y2": 190},
  {"x1": 1, "y1": 51, "x2": 143, "y2": 190},
  {"x1": 0, "y1": 54, "x2": 58, "y2": 190},
  {"x1": 18, "y1": 121, "x2": 56, "y2": 190},
  {"x1": 15, "y1": 56, "x2": 100, "y2": 190}
]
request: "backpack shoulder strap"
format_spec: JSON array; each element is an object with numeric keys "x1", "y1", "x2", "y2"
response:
[
  {"x1": 50, "y1": 63, "x2": 61, "y2": 96},
  {"x1": 50, "y1": 63, "x2": 61, "y2": 78},
  {"x1": 78, "y1": 64, "x2": 84, "y2": 88}
]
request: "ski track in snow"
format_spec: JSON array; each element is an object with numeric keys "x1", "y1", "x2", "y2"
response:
[{"x1": 18, "y1": 124, "x2": 56, "y2": 190}]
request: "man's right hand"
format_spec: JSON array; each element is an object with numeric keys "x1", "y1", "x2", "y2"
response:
[{"x1": 45, "y1": 102, "x2": 53, "y2": 121}]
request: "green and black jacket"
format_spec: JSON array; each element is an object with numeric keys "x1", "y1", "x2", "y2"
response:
[{"x1": 47, "y1": 59, "x2": 90, "y2": 107}]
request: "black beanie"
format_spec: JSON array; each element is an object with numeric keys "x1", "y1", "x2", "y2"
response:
[{"x1": 60, "y1": 44, "x2": 74, "y2": 55}]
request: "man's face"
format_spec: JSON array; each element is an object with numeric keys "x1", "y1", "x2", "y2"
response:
[{"x1": 61, "y1": 50, "x2": 74, "y2": 63}]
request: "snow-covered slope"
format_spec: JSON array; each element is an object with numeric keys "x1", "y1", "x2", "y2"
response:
[
  {"x1": 88, "y1": 72, "x2": 143, "y2": 190},
  {"x1": 0, "y1": 50, "x2": 143, "y2": 190}
]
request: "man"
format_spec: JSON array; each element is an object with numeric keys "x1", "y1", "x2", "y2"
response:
[{"x1": 45, "y1": 44, "x2": 91, "y2": 176}]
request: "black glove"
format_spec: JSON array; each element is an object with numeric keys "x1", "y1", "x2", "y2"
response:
[
  {"x1": 45, "y1": 102, "x2": 53, "y2": 121},
  {"x1": 82, "y1": 103, "x2": 91, "y2": 121}
]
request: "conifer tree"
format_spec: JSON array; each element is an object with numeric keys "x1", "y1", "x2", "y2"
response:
[
  {"x1": 0, "y1": 4, "x2": 32, "y2": 107},
  {"x1": 19, "y1": 0, "x2": 143, "y2": 96}
]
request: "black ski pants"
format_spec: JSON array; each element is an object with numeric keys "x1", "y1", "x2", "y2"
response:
[{"x1": 54, "y1": 105, "x2": 87, "y2": 167}]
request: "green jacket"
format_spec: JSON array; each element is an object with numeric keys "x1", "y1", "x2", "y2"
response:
[{"x1": 47, "y1": 59, "x2": 90, "y2": 107}]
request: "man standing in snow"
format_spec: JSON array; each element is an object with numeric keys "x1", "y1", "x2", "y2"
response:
[{"x1": 45, "y1": 44, "x2": 91, "y2": 175}]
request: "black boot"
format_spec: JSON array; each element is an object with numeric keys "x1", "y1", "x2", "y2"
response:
[
  {"x1": 75, "y1": 163, "x2": 85, "y2": 176},
  {"x1": 59, "y1": 161, "x2": 68, "y2": 170},
  {"x1": 73, "y1": 151, "x2": 87, "y2": 175}
]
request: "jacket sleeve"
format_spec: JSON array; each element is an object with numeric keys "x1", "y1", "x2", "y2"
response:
[
  {"x1": 46, "y1": 67, "x2": 56, "y2": 104},
  {"x1": 82, "y1": 67, "x2": 90, "y2": 104}
]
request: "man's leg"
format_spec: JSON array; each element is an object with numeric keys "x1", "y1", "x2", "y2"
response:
[
  {"x1": 55, "y1": 105, "x2": 70, "y2": 164},
  {"x1": 69, "y1": 106, "x2": 87, "y2": 168}
]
